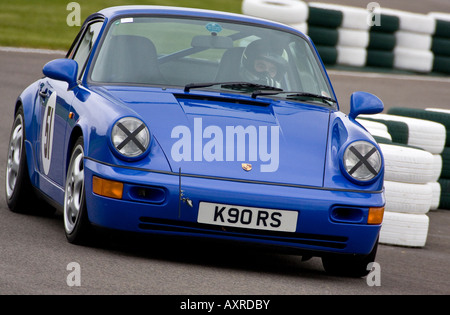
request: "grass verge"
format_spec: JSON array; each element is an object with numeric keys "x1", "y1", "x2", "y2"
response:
[{"x1": 0, "y1": 0, "x2": 242, "y2": 51}]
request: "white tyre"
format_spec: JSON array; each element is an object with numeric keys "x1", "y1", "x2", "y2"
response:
[
  {"x1": 393, "y1": 47, "x2": 434, "y2": 73},
  {"x1": 368, "y1": 128, "x2": 392, "y2": 141},
  {"x1": 381, "y1": 8, "x2": 436, "y2": 34},
  {"x1": 426, "y1": 108, "x2": 450, "y2": 115},
  {"x1": 384, "y1": 181, "x2": 432, "y2": 214},
  {"x1": 428, "y1": 12, "x2": 450, "y2": 22},
  {"x1": 356, "y1": 119, "x2": 389, "y2": 133},
  {"x1": 290, "y1": 22, "x2": 308, "y2": 34},
  {"x1": 356, "y1": 119, "x2": 392, "y2": 141},
  {"x1": 337, "y1": 46, "x2": 367, "y2": 67},
  {"x1": 380, "y1": 211, "x2": 429, "y2": 247},
  {"x1": 338, "y1": 28, "x2": 369, "y2": 48},
  {"x1": 432, "y1": 154, "x2": 443, "y2": 182},
  {"x1": 427, "y1": 182, "x2": 441, "y2": 210},
  {"x1": 362, "y1": 113, "x2": 446, "y2": 154},
  {"x1": 242, "y1": 0, "x2": 309, "y2": 24},
  {"x1": 395, "y1": 31, "x2": 432, "y2": 51},
  {"x1": 380, "y1": 143, "x2": 435, "y2": 184},
  {"x1": 387, "y1": 108, "x2": 450, "y2": 147}
]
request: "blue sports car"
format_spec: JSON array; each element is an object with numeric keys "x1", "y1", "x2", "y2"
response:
[{"x1": 5, "y1": 6, "x2": 385, "y2": 277}]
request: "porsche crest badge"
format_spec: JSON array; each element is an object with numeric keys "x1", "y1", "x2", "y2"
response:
[{"x1": 241, "y1": 163, "x2": 252, "y2": 171}]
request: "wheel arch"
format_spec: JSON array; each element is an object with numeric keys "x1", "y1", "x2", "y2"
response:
[
  {"x1": 13, "y1": 97, "x2": 38, "y2": 187},
  {"x1": 65, "y1": 125, "x2": 84, "y2": 177},
  {"x1": 14, "y1": 96, "x2": 31, "y2": 139},
  {"x1": 14, "y1": 98, "x2": 23, "y2": 116}
]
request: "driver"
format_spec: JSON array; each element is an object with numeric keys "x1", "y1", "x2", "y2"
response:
[{"x1": 240, "y1": 39, "x2": 287, "y2": 88}]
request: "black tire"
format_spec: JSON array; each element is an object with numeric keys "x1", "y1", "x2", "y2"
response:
[
  {"x1": 438, "y1": 178, "x2": 450, "y2": 210},
  {"x1": 5, "y1": 107, "x2": 39, "y2": 213},
  {"x1": 322, "y1": 238, "x2": 379, "y2": 277},
  {"x1": 64, "y1": 137, "x2": 91, "y2": 244},
  {"x1": 441, "y1": 147, "x2": 450, "y2": 179}
]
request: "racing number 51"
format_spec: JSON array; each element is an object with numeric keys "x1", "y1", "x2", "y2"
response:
[
  {"x1": 43, "y1": 106, "x2": 54, "y2": 160},
  {"x1": 41, "y1": 91, "x2": 57, "y2": 176}
]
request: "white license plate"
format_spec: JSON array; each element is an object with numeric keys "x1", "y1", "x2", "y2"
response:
[{"x1": 198, "y1": 202, "x2": 298, "y2": 232}]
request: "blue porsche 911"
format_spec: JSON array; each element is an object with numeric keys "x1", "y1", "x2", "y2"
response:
[{"x1": 5, "y1": 6, "x2": 385, "y2": 277}]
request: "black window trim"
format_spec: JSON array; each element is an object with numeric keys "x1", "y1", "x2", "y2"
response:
[{"x1": 66, "y1": 13, "x2": 106, "y2": 81}]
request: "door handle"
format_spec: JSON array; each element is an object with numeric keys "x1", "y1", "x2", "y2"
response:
[
  {"x1": 39, "y1": 89, "x2": 49, "y2": 99},
  {"x1": 39, "y1": 83, "x2": 49, "y2": 99}
]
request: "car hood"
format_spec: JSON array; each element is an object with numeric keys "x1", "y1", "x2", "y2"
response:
[{"x1": 103, "y1": 87, "x2": 331, "y2": 187}]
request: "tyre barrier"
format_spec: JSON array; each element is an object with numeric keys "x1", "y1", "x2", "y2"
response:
[
  {"x1": 379, "y1": 211, "x2": 429, "y2": 248},
  {"x1": 241, "y1": 0, "x2": 309, "y2": 25},
  {"x1": 241, "y1": 0, "x2": 450, "y2": 74},
  {"x1": 360, "y1": 113, "x2": 446, "y2": 154},
  {"x1": 357, "y1": 110, "x2": 449, "y2": 247},
  {"x1": 386, "y1": 107, "x2": 450, "y2": 210},
  {"x1": 384, "y1": 181, "x2": 433, "y2": 215},
  {"x1": 378, "y1": 143, "x2": 436, "y2": 184},
  {"x1": 308, "y1": 2, "x2": 392, "y2": 68},
  {"x1": 387, "y1": 108, "x2": 450, "y2": 147},
  {"x1": 429, "y1": 13, "x2": 450, "y2": 74}
]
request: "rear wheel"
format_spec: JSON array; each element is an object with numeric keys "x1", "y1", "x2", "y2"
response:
[
  {"x1": 322, "y1": 238, "x2": 379, "y2": 277},
  {"x1": 64, "y1": 137, "x2": 91, "y2": 244}
]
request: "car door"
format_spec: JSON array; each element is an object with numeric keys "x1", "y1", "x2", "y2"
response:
[
  {"x1": 37, "y1": 75, "x2": 75, "y2": 198},
  {"x1": 36, "y1": 20, "x2": 103, "y2": 200}
]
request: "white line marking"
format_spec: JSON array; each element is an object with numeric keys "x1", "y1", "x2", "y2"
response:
[
  {"x1": 0, "y1": 46, "x2": 66, "y2": 55},
  {"x1": 327, "y1": 70, "x2": 450, "y2": 83}
]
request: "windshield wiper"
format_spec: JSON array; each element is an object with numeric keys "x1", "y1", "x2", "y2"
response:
[
  {"x1": 251, "y1": 90, "x2": 337, "y2": 104},
  {"x1": 184, "y1": 81, "x2": 283, "y2": 93}
]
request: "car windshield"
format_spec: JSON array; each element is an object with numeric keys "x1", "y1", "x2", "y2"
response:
[{"x1": 90, "y1": 16, "x2": 334, "y2": 99}]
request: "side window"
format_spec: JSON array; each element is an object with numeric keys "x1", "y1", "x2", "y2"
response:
[{"x1": 70, "y1": 21, "x2": 103, "y2": 79}]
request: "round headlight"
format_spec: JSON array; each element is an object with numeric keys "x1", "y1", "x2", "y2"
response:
[
  {"x1": 111, "y1": 117, "x2": 150, "y2": 159},
  {"x1": 342, "y1": 141, "x2": 382, "y2": 182}
]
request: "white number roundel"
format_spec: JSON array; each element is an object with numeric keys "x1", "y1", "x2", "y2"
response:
[{"x1": 41, "y1": 92, "x2": 57, "y2": 175}]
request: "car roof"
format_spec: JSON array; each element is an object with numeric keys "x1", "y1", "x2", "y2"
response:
[{"x1": 95, "y1": 5, "x2": 293, "y2": 31}]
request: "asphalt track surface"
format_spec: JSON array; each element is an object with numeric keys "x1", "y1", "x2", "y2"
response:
[
  {"x1": 1, "y1": 3, "x2": 450, "y2": 299},
  {"x1": 2, "y1": 0, "x2": 450, "y2": 295},
  {"x1": 1, "y1": 3, "x2": 447, "y2": 301}
]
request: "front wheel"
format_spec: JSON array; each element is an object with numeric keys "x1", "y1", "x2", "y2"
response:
[
  {"x1": 321, "y1": 238, "x2": 379, "y2": 277},
  {"x1": 64, "y1": 137, "x2": 91, "y2": 244}
]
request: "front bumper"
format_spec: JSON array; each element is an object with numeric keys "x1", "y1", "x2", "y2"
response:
[{"x1": 84, "y1": 158, "x2": 385, "y2": 256}]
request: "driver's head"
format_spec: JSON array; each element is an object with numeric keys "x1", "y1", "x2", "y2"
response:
[{"x1": 241, "y1": 39, "x2": 286, "y2": 86}]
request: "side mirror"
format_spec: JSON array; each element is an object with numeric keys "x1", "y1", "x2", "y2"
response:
[
  {"x1": 349, "y1": 91, "x2": 384, "y2": 120},
  {"x1": 43, "y1": 58, "x2": 79, "y2": 90}
]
